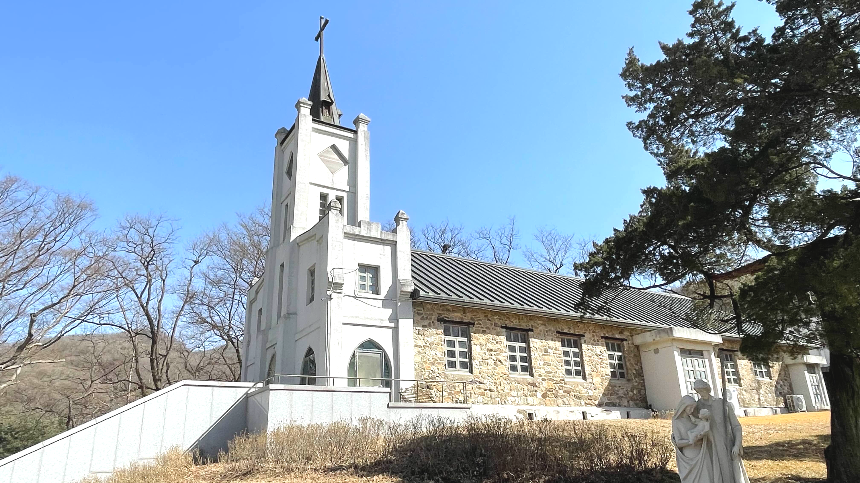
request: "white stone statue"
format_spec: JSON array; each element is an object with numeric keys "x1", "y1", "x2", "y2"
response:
[
  {"x1": 672, "y1": 379, "x2": 750, "y2": 483},
  {"x1": 673, "y1": 395, "x2": 715, "y2": 483}
]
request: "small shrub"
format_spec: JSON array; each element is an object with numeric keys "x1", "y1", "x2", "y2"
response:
[{"x1": 0, "y1": 414, "x2": 63, "y2": 459}]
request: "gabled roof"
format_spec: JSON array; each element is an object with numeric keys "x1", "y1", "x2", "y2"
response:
[{"x1": 411, "y1": 250, "x2": 698, "y2": 331}]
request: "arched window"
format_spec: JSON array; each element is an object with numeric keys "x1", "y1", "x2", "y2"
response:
[
  {"x1": 266, "y1": 353, "x2": 277, "y2": 382},
  {"x1": 347, "y1": 340, "x2": 391, "y2": 388},
  {"x1": 300, "y1": 347, "x2": 316, "y2": 385}
]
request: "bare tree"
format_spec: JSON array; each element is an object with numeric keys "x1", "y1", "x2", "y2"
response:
[
  {"x1": 101, "y1": 215, "x2": 208, "y2": 396},
  {"x1": 186, "y1": 207, "x2": 269, "y2": 381},
  {"x1": 417, "y1": 219, "x2": 483, "y2": 259},
  {"x1": 475, "y1": 217, "x2": 519, "y2": 264},
  {"x1": 523, "y1": 226, "x2": 577, "y2": 274},
  {"x1": 0, "y1": 176, "x2": 111, "y2": 393}
]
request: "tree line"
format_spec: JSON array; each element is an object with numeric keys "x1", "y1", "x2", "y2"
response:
[{"x1": 0, "y1": 173, "x2": 596, "y2": 438}]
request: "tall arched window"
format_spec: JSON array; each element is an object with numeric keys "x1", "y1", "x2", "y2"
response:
[
  {"x1": 266, "y1": 353, "x2": 277, "y2": 382},
  {"x1": 347, "y1": 340, "x2": 391, "y2": 388},
  {"x1": 300, "y1": 347, "x2": 316, "y2": 385}
]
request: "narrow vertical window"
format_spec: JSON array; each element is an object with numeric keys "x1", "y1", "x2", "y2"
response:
[
  {"x1": 286, "y1": 153, "x2": 294, "y2": 180},
  {"x1": 282, "y1": 203, "x2": 290, "y2": 241},
  {"x1": 336, "y1": 195, "x2": 344, "y2": 215},
  {"x1": 319, "y1": 193, "x2": 329, "y2": 220},
  {"x1": 277, "y1": 263, "x2": 285, "y2": 316},
  {"x1": 721, "y1": 351, "x2": 740, "y2": 385},
  {"x1": 506, "y1": 330, "x2": 531, "y2": 375},
  {"x1": 307, "y1": 265, "x2": 316, "y2": 304},
  {"x1": 561, "y1": 337, "x2": 585, "y2": 379},
  {"x1": 357, "y1": 265, "x2": 379, "y2": 294},
  {"x1": 300, "y1": 347, "x2": 316, "y2": 385},
  {"x1": 443, "y1": 324, "x2": 471, "y2": 372},
  {"x1": 605, "y1": 340, "x2": 626, "y2": 379},
  {"x1": 256, "y1": 308, "x2": 263, "y2": 332}
]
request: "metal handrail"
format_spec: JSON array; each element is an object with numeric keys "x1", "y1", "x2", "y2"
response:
[{"x1": 264, "y1": 374, "x2": 472, "y2": 404}]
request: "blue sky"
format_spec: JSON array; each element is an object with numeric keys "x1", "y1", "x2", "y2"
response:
[{"x1": 0, "y1": 1, "x2": 780, "y2": 266}]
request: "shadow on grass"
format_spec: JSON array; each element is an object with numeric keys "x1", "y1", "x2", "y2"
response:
[
  {"x1": 744, "y1": 434, "x2": 830, "y2": 462},
  {"x1": 750, "y1": 476, "x2": 825, "y2": 483}
]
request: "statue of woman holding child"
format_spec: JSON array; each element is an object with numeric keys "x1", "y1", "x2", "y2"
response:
[{"x1": 672, "y1": 379, "x2": 749, "y2": 483}]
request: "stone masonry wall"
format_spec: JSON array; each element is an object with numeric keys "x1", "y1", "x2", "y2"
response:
[
  {"x1": 412, "y1": 302, "x2": 649, "y2": 408},
  {"x1": 714, "y1": 339, "x2": 793, "y2": 408}
]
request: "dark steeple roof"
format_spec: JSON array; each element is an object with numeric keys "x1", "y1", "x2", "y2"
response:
[{"x1": 308, "y1": 54, "x2": 341, "y2": 124}]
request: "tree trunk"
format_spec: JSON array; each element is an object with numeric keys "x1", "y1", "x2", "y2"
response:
[{"x1": 825, "y1": 350, "x2": 860, "y2": 482}]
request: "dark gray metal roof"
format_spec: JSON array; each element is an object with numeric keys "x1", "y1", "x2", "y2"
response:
[{"x1": 411, "y1": 250, "x2": 697, "y2": 330}]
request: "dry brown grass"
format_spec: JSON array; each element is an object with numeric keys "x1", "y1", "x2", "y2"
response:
[{"x1": 84, "y1": 411, "x2": 830, "y2": 483}]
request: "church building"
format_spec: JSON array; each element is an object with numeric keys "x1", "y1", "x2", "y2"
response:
[{"x1": 240, "y1": 25, "x2": 830, "y2": 418}]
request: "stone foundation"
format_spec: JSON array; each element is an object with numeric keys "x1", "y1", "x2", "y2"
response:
[{"x1": 412, "y1": 302, "x2": 649, "y2": 408}]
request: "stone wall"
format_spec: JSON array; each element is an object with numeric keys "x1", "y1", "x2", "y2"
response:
[
  {"x1": 714, "y1": 339, "x2": 793, "y2": 408},
  {"x1": 412, "y1": 302, "x2": 649, "y2": 408}
]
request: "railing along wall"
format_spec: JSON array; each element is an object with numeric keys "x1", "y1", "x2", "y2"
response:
[{"x1": 265, "y1": 375, "x2": 471, "y2": 404}]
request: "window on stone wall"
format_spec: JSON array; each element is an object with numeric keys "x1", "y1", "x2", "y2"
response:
[
  {"x1": 286, "y1": 152, "x2": 294, "y2": 180},
  {"x1": 753, "y1": 361, "x2": 772, "y2": 379},
  {"x1": 721, "y1": 351, "x2": 741, "y2": 385},
  {"x1": 605, "y1": 340, "x2": 626, "y2": 379},
  {"x1": 506, "y1": 330, "x2": 531, "y2": 375},
  {"x1": 561, "y1": 337, "x2": 585, "y2": 379},
  {"x1": 443, "y1": 324, "x2": 471, "y2": 372},
  {"x1": 256, "y1": 308, "x2": 263, "y2": 332},
  {"x1": 357, "y1": 265, "x2": 379, "y2": 294}
]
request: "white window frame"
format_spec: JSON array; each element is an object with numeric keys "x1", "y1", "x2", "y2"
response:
[
  {"x1": 680, "y1": 349, "x2": 711, "y2": 395},
  {"x1": 357, "y1": 265, "x2": 379, "y2": 295},
  {"x1": 721, "y1": 351, "x2": 741, "y2": 386},
  {"x1": 605, "y1": 340, "x2": 626, "y2": 379},
  {"x1": 307, "y1": 265, "x2": 315, "y2": 305},
  {"x1": 443, "y1": 323, "x2": 471, "y2": 373},
  {"x1": 753, "y1": 361, "x2": 772, "y2": 379},
  {"x1": 561, "y1": 336, "x2": 585, "y2": 380},
  {"x1": 505, "y1": 329, "x2": 531, "y2": 376}
]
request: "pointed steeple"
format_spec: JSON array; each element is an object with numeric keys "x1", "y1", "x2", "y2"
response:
[
  {"x1": 309, "y1": 17, "x2": 341, "y2": 124},
  {"x1": 309, "y1": 55, "x2": 341, "y2": 124}
]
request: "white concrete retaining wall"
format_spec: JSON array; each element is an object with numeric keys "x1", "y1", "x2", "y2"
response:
[
  {"x1": 0, "y1": 380, "x2": 256, "y2": 483},
  {"x1": 248, "y1": 384, "x2": 473, "y2": 429},
  {"x1": 1, "y1": 381, "x2": 655, "y2": 483}
]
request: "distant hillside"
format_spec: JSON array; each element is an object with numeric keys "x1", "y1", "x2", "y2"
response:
[{"x1": 0, "y1": 332, "x2": 237, "y2": 432}]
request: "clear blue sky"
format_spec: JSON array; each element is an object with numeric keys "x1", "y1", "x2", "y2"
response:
[{"x1": 0, "y1": 1, "x2": 779, "y2": 265}]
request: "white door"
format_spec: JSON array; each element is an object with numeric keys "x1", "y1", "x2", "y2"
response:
[
  {"x1": 681, "y1": 349, "x2": 711, "y2": 396},
  {"x1": 806, "y1": 364, "x2": 827, "y2": 409}
]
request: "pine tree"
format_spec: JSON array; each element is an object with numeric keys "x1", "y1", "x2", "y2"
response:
[{"x1": 577, "y1": 1, "x2": 860, "y2": 480}]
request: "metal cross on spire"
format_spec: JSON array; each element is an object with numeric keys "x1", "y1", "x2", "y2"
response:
[{"x1": 315, "y1": 16, "x2": 330, "y2": 57}]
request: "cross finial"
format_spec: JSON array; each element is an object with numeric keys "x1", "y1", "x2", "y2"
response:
[{"x1": 315, "y1": 16, "x2": 330, "y2": 57}]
